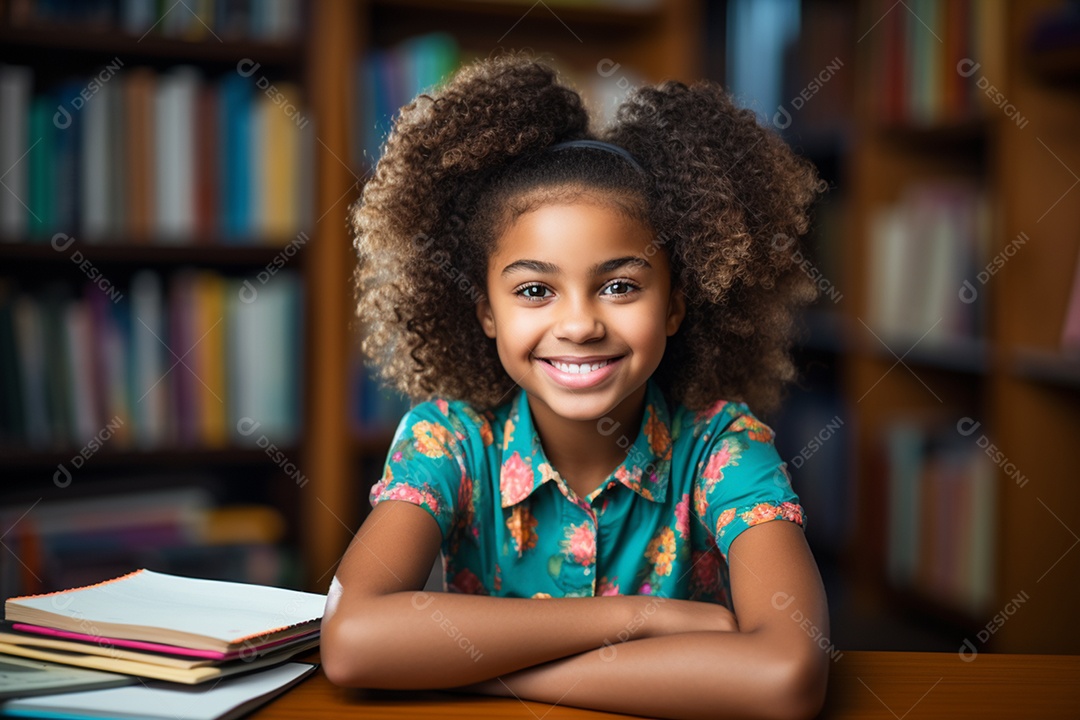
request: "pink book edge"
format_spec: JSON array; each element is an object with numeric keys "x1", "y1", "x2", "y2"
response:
[{"x1": 10, "y1": 622, "x2": 319, "y2": 661}]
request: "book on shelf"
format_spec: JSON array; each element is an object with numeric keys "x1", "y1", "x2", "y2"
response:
[
  {"x1": 1, "y1": 0, "x2": 303, "y2": 42},
  {"x1": 356, "y1": 32, "x2": 462, "y2": 169},
  {"x1": 0, "y1": 268, "x2": 302, "y2": 452},
  {"x1": 865, "y1": 179, "x2": 991, "y2": 348},
  {"x1": 2, "y1": 569, "x2": 325, "y2": 684},
  {"x1": 0, "y1": 63, "x2": 312, "y2": 245},
  {"x1": 1, "y1": 661, "x2": 317, "y2": 720},
  {"x1": 0, "y1": 487, "x2": 290, "y2": 600},
  {"x1": 882, "y1": 416, "x2": 996, "y2": 617},
  {"x1": 873, "y1": 0, "x2": 1005, "y2": 126},
  {"x1": 1062, "y1": 246, "x2": 1080, "y2": 354}
]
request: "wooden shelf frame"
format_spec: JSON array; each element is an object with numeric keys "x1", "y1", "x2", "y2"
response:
[{"x1": 846, "y1": 0, "x2": 1080, "y2": 653}]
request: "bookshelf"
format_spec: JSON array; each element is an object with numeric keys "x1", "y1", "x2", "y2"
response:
[
  {"x1": 844, "y1": 0, "x2": 1080, "y2": 653},
  {"x1": 0, "y1": 2, "x2": 314, "y2": 594}
]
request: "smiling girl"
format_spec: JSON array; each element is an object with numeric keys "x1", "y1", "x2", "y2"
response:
[{"x1": 321, "y1": 52, "x2": 829, "y2": 720}]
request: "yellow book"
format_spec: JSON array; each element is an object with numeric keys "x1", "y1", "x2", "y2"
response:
[
  {"x1": 195, "y1": 272, "x2": 227, "y2": 447},
  {"x1": 0, "y1": 639, "x2": 318, "y2": 684},
  {"x1": 262, "y1": 83, "x2": 301, "y2": 241}
]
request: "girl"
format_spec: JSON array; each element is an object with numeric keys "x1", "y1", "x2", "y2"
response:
[{"x1": 322, "y1": 51, "x2": 830, "y2": 720}]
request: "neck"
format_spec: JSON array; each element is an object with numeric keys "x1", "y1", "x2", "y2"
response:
[{"x1": 526, "y1": 383, "x2": 648, "y2": 492}]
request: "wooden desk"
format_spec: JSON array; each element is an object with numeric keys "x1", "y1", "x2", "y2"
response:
[{"x1": 251, "y1": 651, "x2": 1080, "y2": 719}]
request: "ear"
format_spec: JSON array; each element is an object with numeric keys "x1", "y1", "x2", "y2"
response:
[
  {"x1": 476, "y1": 295, "x2": 497, "y2": 338},
  {"x1": 666, "y1": 285, "x2": 686, "y2": 336}
]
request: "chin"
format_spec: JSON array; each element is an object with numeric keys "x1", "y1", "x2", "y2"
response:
[{"x1": 530, "y1": 386, "x2": 626, "y2": 421}]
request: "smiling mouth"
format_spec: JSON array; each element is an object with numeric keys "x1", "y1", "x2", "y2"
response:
[{"x1": 539, "y1": 357, "x2": 624, "y2": 374}]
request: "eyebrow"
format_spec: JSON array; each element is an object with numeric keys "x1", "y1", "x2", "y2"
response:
[{"x1": 500, "y1": 255, "x2": 652, "y2": 277}]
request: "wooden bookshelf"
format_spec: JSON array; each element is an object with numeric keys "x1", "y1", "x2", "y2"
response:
[
  {"x1": 845, "y1": 0, "x2": 1080, "y2": 653},
  {"x1": 0, "y1": 5, "x2": 313, "y2": 593}
]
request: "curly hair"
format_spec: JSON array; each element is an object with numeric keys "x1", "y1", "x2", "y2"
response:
[{"x1": 350, "y1": 50, "x2": 822, "y2": 416}]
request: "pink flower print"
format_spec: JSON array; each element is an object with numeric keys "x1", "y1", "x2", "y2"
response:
[
  {"x1": 561, "y1": 522, "x2": 597, "y2": 566},
  {"x1": 435, "y1": 398, "x2": 449, "y2": 416},
  {"x1": 597, "y1": 577, "x2": 621, "y2": 596},
  {"x1": 702, "y1": 444, "x2": 733, "y2": 484},
  {"x1": 500, "y1": 451, "x2": 534, "y2": 506},
  {"x1": 675, "y1": 493, "x2": 691, "y2": 540},
  {"x1": 391, "y1": 451, "x2": 403, "y2": 462},
  {"x1": 615, "y1": 464, "x2": 642, "y2": 490},
  {"x1": 639, "y1": 582, "x2": 653, "y2": 595},
  {"x1": 379, "y1": 483, "x2": 441, "y2": 517},
  {"x1": 448, "y1": 568, "x2": 486, "y2": 595},
  {"x1": 777, "y1": 501, "x2": 804, "y2": 525}
]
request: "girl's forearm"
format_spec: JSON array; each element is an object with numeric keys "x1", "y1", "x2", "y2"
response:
[
  {"x1": 460, "y1": 629, "x2": 828, "y2": 720},
  {"x1": 322, "y1": 590, "x2": 648, "y2": 689}
]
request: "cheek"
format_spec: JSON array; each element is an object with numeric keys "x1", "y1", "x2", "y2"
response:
[
  {"x1": 624, "y1": 300, "x2": 672, "y2": 355},
  {"x1": 492, "y1": 307, "x2": 543, "y2": 352}
]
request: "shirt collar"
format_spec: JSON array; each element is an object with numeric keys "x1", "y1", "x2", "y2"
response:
[{"x1": 498, "y1": 377, "x2": 673, "y2": 508}]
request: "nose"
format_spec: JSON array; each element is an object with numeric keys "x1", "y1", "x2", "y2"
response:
[{"x1": 553, "y1": 295, "x2": 604, "y2": 343}]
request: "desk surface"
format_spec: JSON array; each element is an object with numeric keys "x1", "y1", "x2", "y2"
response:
[{"x1": 251, "y1": 651, "x2": 1080, "y2": 719}]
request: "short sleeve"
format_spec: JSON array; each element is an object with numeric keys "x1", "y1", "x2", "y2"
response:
[
  {"x1": 694, "y1": 410, "x2": 805, "y2": 559},
  {"x1": 368, "y1": 400, "x2": 468, "y2": 541}
]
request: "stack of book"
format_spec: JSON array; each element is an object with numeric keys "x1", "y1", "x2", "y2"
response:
[{"x1": 0, "y1": 569, "x2": 324, "y2": 685}]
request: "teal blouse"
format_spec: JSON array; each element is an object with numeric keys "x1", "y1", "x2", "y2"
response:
[{"x1": 368, "y1": 376, "x2": 805, "y2": 605}]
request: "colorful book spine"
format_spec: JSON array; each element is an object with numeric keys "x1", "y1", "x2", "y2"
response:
[{"x1": 1, "y1": 64, "x2": 310, "y2": 244}]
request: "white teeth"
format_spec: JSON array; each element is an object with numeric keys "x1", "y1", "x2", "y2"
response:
[{"x1": 550, "y1": 359, "x2": 612, "y2": 374}]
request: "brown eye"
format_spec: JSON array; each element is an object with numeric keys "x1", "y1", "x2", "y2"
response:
[
  {"x1": 602, "y1": 280, "x2": 639, "y2": 296},
  {"x1": 515, "y1": 283, "x2": 551, "y2": 300}
]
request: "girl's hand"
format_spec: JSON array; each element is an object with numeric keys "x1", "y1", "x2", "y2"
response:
[{"x1": 631, "y1": 597, "x2": 739, "y2": 639}]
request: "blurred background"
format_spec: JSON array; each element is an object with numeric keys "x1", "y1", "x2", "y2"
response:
[{"x1": 1, "y1": 0, "x2": 1078, "y2": 656}]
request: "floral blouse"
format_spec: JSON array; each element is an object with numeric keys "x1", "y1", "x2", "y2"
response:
[{"x1": 368, "y1": 376, "x2": 805, "y2": 606}]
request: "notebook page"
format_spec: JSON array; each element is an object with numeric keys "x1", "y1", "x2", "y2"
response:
[{"x1": 7, "y1": 570, "x2": 327, "y2": 644}]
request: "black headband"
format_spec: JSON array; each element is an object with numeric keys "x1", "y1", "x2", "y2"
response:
[{"x1": 546, "y1": 139, "x2": 646, "y2": 176}]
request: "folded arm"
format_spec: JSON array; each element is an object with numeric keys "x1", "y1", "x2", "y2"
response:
[
  {"x1": 320, "y1": 500, "x2": 737, "y2": 689},
  {"x1": 450, "y1": 521, "x2": 831, "y2": 720}
]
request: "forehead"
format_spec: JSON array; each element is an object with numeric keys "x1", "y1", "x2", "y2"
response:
[{"x1": 490, "y1": 199, "x2": 658, "y2": 267}]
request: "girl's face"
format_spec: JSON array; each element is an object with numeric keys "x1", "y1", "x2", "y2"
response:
[{"x1": 476, "y1": 195, "x2": 685, "y2": 422}]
